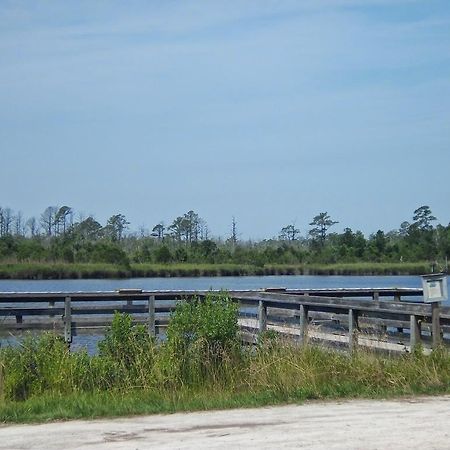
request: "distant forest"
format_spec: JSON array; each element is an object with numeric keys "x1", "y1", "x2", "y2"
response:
[{"x1": 0, "y1": 205, "x2": 449, "y2": 269}]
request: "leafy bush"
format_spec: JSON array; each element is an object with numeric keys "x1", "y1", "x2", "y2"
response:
[
  {"x1": 99, "y1": 312, "x2": 153, "y2": 362},
  {"x1": 163, "y1": 292, "x2": 241, "y2": 384},
  {"x1": 90, "y1": 242, "x2": 130, "y2": 266},
  {"x1": 154, "y1": 245, "x2": 172, "y2": 263},
  {"x1": 98, "y1": 312, "x2": 157, "y2": 387},
  {"x1": 167, "y1": 292, "x2": 239, "y2": 350},
  {"x1": 0, "y1": 334, "x2": 70, "y2": 400}
]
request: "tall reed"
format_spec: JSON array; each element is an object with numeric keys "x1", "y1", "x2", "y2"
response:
[{"x1": 1, "y1": 293, "x2": 450, "y2": 422}]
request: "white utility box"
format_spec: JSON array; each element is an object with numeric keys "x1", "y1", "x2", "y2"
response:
[{"x1": 421, "y1": 273, "x2": 448, "y2": 303}]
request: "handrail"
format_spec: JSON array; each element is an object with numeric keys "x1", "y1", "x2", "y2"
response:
[{"x1": 0, "y1": 288, "x2": 446, "y2": 352}]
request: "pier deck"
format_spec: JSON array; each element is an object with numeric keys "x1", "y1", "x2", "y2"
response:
[{"x1": 0, "y1": 287, "x2": 447, "y2": 352}]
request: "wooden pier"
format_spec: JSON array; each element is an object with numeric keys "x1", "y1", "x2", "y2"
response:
[{"x1": 0, "y1": 287, "x2": 448, "y2": 353}]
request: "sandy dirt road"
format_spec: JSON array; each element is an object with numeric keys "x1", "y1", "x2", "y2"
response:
[{"x1": 1, "y1": 396, "x2": 449, "y2": 449}]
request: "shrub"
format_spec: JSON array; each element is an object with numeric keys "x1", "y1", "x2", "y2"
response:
[
  {"x1": 0, "y1": 333, "x2": 70, "y2": 401},
  {"x1": 154, "y1": 245, "x2": 172, "y2": 264},
  {"x1": 163, "y1": 292, "x2": 241, "y2": 384},
  {"x1": 98, "y1": 312, "x2": 157, "y2": 388},
  {"x1": 166, "y1": 292, "x2": 239, "y2": 350},
  {"x1": 90, "y1": 242, "x2": 130, "y2": 266}
]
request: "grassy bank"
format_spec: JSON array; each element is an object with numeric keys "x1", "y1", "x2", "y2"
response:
[
  {"x1": 0, "y1": 261, "x2": 429, "y2": 280},
  {"x1": 1, "y1": 338, "x2": 449, "y2": 423},
  {"x1": 1, "y1": 294, "x2": 450, "y2": 423}
]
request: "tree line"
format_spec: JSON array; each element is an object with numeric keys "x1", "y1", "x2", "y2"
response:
[{"x1": 0, "y1": 205, "x2": 449, "y2": 268}]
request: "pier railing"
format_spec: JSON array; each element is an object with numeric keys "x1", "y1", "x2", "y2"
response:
[{"x1": 0, "y1": 287, "x2": 447, "y2": 353}]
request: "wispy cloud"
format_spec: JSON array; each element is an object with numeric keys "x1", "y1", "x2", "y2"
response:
[{"x1": 0, "y1": 0, "x2": 449, "y2": 235}]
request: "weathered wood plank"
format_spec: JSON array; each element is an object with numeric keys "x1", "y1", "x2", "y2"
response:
[
  {"x1": 0, "y1": 322, "x2": 64, "y2": 332},
  {"x1": 0, "y1": 305, "x2": 176, "y2": 316},
  {"x1": 258, "y1": 300, "x2": 267, "y2": 334},
  {"x1": 1, "y1": 289, "x2": 448, "y2": 355},
  {"x1": 239, "y1": 292, "x2": 434, "y2": 316},
  {"x1": 0, "y1": 308, "x2": 65, "y2": 316},
  {"x1": 432, "y1": 302, "x2": 442, "y2": 348},
  {"x1": 64, "y1": 296, "x2": 72, "y2": 344},
  {"x1": 283, "y1": 288, "x2": 422, "y2": 299},
  {"x1": 148, "y1": 295, "x2": 156, "y2": 337},
  {"x1": 348, "y1": 309, "x2": 359, "y2": 353},
  {"x1": 299, "y1": 304, "x2": 308, "y2": 346},
  {"x1": 410, "y1": 314, "x2": 421, "y2": 349}
]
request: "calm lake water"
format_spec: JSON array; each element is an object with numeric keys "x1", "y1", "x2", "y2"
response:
[
  {"x1": 0, "y1": 274, "x2": 432, "y2": 292},
  {"x1": 1, "y1": 275, "x2": 447, "y2": 353}
]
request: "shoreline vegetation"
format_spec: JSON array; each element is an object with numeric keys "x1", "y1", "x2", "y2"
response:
[
  {"x1": 0, "y1": 261, "x2": 431, "y2": 280},
  {"x1": 1, "y1": 295, "x2": 450, "y2": 423},
  {"x1": 0, "y1": 205, "x2": 448, "y2": 282}
]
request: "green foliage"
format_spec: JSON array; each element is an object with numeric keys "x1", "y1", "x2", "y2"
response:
[
  {"x1": 164, "y1": 293, "x2": 241, "y2": 384},
  {"x1": 0, "y1": 261, "x2": 431, "y2": 280},
  {"x1": 0, "y1": 235, "x2": 17, "y2": 258},
  {"x1": 15, "y1": 239, "x2": 46, "y2": 262},
  {"x1": 412, "y1": 205, "x2": 437, "y2": 231},
  {"x1": 1, "y1": 294, "x2": 450, "y2": 420},
  {"x1": 90, "y1": 242, "x2": 130, "y2": 266},
  {"x1": 3, "y1": 337, "x2": 450, "y2": 423},
  {"x1": 0, "y1": 317, "x2": 158, "y2": 402},
  {"x1": 99, "y1": 313, "x2": 151, "y2": 360},
  {"x1": 174, "y1": 247, "x2": 188, "y2": 262},
  {"x1": 98, "y1": 312, "x2": 157, "y2": 387},
  {"x1": 104, "y1": 214, "x2": 129, "y2": 242},
  {"x1": 309, "y1": 212, "x2": 339, "y2": 246},
  {"x1": 1, "y1": 334, "x2": 71, "y2": 400},
  {"x1": 154, "y1": 245, "x2": 172, "y2": 263},
  {"x1": 0, "y1": 204, "x2": 449, "y2": 274},
  {"x1": 166, "y1": 293, "x2": 239, "y2": 349}
]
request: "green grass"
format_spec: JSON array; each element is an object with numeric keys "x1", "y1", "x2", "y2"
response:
[
  {"x1": 297, "y1": 261, "x2": 429, "y2": 276},
  {"x1": 1, "y1": 335, "x2": 450, "y2": 423},
  {"x1": 0, "y1": 261, "x2": 429, "y2": 279},
  {"x1": 0, "y1": 262, "x2": 131, "y2": 280},
  {"x1": 1, "y1": 295, "x2": 447, "y2": 424}
]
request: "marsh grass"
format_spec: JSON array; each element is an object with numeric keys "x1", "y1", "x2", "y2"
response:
[
  {"x1": 1, "y1": 337, "x2": 450, "y2": 423},
  {"x1": 1, "y1": 293, "x2": 450, "y2": 423},
  {"x1": 0, "y1": 261, "x2": 428, "y2": 279}
]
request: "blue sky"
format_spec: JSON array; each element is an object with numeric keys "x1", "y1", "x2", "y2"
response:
[{"x1": 1, "y1": 0, "x2": 449, "y2": 239}]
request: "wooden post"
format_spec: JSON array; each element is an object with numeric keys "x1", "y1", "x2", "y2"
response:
[
  {"x1": 258, "y1": 299, "x2": 267, "y2": 334},
  {"x1": 64, "y1": 296, "x2": 72, "y2": 344},
  {"x1": 431, "y1": 302, "x2": 441, "y2": 348},
  {"x1": 348, "y1": 309, "x2": 358, "y2": 353},
  {"x1": 49, "y1": 300, "x2": 55, "y2": 318},
  {"x1": 394, "y1": 292, "x2": 403, "y2": 333},
  {"x1": 299, "y1": 304, "x2": 309, "y2": 346},
  {"x1": 409, "y1": 314, "x2": 421, "y2": 350},
  {"x1": 373, "y1": 291, "x2": 385, "y2": 334},
  {"x1": 148, "y1": 295, "x2": 156, "y2": 337}
]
